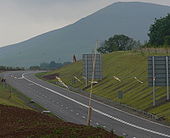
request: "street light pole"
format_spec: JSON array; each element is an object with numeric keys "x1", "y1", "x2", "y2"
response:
[{"x1": 87, "y1": 41, "x2": 98, "y2": 126}]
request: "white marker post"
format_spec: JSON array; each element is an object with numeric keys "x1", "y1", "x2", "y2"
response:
[
  {"x1": 166, "y1": 56, "x2": 169, "y2": 101},
  {"x1": 152, "y1": 56, "x2": 156, "y2": 106}
]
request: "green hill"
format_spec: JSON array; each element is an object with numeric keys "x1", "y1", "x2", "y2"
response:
[{"x1": 39, "y1": 50, "x2": 170, "y2": 123}]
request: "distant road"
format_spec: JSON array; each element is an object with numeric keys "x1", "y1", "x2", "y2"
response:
[{"x1": 1, "y1": 71, "x2": 170, "y2": 138}]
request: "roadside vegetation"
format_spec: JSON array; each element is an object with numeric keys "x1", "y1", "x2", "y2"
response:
[
  {"x1": 0, "y1": 80, "x2": 30, "y2": 109},
  {"x1": 0, "y1": 104, "x2": 118, "y2": 138},
  {"x1": 0, "y1": 75, "x2": 119, "y2": 137},
  {"x1": 38, "y1": 50, "x2": 170, "y2": 124}
]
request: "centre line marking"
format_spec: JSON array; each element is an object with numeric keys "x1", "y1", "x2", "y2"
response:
[{"x1": 22, "y1": 73, "x2": 170, "y2": 138}]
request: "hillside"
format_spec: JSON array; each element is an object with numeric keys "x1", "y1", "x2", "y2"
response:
[
  {"x1": 0, "y1": 2, "x2": 170, "y2": 67},
  {"x1": 39, "y1": 50, "x2": 170, "y2": 123}
]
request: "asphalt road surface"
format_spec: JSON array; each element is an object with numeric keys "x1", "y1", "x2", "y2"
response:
[{"x1": 1, "y1": 71, "x2": 170, "y2": 138}]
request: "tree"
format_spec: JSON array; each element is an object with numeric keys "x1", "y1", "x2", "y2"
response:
[
  {"x1": 30, "y1": 66, "x2": 40, "y2": 70},
  {"x1": 148, "y1": 14, "x2": 170, "y2": 46},
  {"x1": 97, "y1": 34, "x2": 140, "y2": 53},
  {"x1": 164, "y1": 35, "x2": 170, "y2": 45}
]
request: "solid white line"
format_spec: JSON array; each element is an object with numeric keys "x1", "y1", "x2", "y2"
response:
[
  {"x1": 33, "y1": 72, "x2": 170, "y2": 129},
  {"x1": 22, "y1": 73, "x2": 170, "y2": 138}
]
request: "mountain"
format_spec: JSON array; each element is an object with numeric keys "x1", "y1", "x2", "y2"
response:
[{"x1": 0, "y1": 2, "x2": 170, "y2": 67}]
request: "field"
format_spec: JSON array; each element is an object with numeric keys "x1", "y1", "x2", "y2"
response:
[
  {"x1": 38, "y1": 50, "x2": 170, "y2": 123},
  {"x1": 0, "y1": 104, "x2": 117, "y2": 138}
]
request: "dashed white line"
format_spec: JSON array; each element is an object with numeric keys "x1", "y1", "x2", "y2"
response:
[
  {"x1": 122, "y1": 133, "x2": 128, "y2": 136},
  {"x1": 22, "y1": 73, "x2": 170, "y2": 138},
  {"x1": 96, "y1": 122, "x2": 99, "y2": 125},
  {"x1": 70, "y1": 110, "x2": 73, "y2": 112},
  {"x1": 82, "y1": 116, "x2": 86, "y2": 119},
  {"x1": 76, "y1": 113, "x2": 79, "y2": 115}
]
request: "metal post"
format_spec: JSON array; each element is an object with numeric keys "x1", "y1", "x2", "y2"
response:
[
  {"x1": 85, "y1": 55, "x2": 88, "y2": 87},
  {"x1": 166, "y1": 56, "x2": 169, "y2": 101},
  {"x1": 87, "y1": 93, "x2": 92, "y2": 126},
  {"x1": 87, "y1": 42, "x2": 97, "y2": 126},
  {"x1": 99, "y1": 54, "x2": 102, "y2": 80},
  {"x1": 152, "y1": 56, "x2": 156, "y2": 106}
]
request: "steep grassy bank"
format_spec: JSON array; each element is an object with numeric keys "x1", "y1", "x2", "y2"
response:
[
  {"x1": 0, "y1": 82, "x2": 31, "y2": 109},
  {"x1": 38, "y1": 51, "x2": 170, "y2": 123}
]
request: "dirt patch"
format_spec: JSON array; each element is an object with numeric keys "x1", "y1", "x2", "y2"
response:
[
  {"x1": 0, "y1": 104, "x2": 117, "y2": 138},
  {"x1": 43, "y1": 73, "x2": 59, "y2": 80}
]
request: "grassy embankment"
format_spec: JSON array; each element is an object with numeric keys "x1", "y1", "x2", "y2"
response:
[
  {"x1": 0, "y1": 82, "x2": 31, "y2": 109},
  {"x1": 37, "y1": 50, "x2": 170, "y2": 123}
]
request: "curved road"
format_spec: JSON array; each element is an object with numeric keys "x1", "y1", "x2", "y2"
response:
[{"x1": 1, "y1": 71, "x2": 170, "y2": 138}]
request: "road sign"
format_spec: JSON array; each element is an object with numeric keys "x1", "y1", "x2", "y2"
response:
[
  {"x1": 83, "y1": 54, "x2": 102, "y2": 81},
  {"x1": 148, "y1": 56, "x2": 170, "y2": 86},
  {"x1": 148, "y1": 56, "x2": 170, "y2": 103}
]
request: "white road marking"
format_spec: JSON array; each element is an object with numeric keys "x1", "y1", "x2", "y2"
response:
[
  {"x1": 21, "y1": 72, "x2": 170, "y2": 129},
  {"x1": 37, "y1": 73, "x2": 170, "y2": 128},
  {"x1": 22, "y1": 73, "x2": 170, "y2": 138},
  {"x1": 96, "y1": 122, "x2": 99, "y2": 125},
  {"x1": 18, "y1": 77, "x2": 24, "y2": 80},
  {"x1": 70, "y1": 110, "x2": 73, "y2": 112},
  {"x1": 37, "y1": 73, "x2": 170, "y2": 130},
  {"x1": 76, "y1": 113, "x2": 79, "y2": 115},
  {"x1": 122, "y1": 132, "x2": 128, "y2": 136},
  {"x1": 82, "y1": 116, "x2": 86, "y2": 119}
]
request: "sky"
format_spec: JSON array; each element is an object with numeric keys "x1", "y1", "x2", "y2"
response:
[{"x1": 0, "y1": 0, "x2": 170, "y2": 47}]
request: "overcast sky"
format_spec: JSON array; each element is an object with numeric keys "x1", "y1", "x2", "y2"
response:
[{"x1": 0, "y1": 0, "x2": 170, "y2": 47}]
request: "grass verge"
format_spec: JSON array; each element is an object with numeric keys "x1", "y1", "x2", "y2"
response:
[{"x1": 37, "y1": 51, "x2": 170, "y2": 124}]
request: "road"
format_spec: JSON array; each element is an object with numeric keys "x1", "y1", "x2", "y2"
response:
[{"x1": 1, "y1": 71, "x2": 170, "y2": 138}]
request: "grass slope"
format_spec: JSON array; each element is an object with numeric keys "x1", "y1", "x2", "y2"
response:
[
  {"x1": 39, "y1": 51, "x2": 170, "y2": 123},
  {"x1": 0, "y1": 83, "x2": 31, "y2": 109}
]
